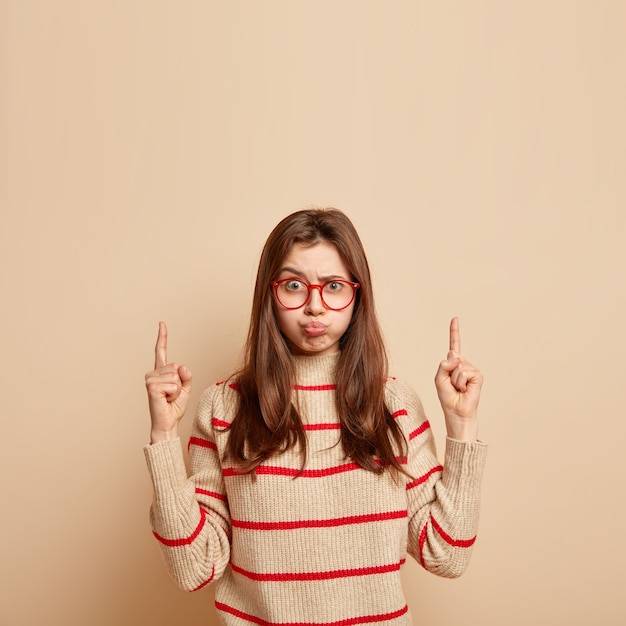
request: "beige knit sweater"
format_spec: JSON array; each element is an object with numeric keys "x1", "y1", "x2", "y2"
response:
[{"x1": 144, "y1": 352, "x2": 488, "y2": 625}]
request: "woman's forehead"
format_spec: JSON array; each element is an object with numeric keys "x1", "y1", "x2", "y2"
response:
[{"x1": 279, "y1": 241, "x2": 350, "y2": 278}]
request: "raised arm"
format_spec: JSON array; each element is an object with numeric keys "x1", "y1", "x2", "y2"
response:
[{"x1": 143, "y1": 322, "x2": 231, "y2": 591}]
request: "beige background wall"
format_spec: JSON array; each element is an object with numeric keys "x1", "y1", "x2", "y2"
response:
[{"x1": 1, "y1": 1, "x2": 624, "y2": 625}]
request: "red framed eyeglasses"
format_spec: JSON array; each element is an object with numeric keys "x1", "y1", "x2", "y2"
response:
[{"x1": 271, "y1": 278, "x2": 360, "y2": 311}]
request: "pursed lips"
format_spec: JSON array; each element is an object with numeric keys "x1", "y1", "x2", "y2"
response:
[{"x1": 303, "y1": 322, "x2": 327, "y2": 336}]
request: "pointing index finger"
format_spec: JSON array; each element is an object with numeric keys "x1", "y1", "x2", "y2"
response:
[
  {"x1": 154, "y1": 321, "x2": 168, "y2": 369},
  {"x1": 449, "y1": 316, "x2": 461, "y2": 354}
]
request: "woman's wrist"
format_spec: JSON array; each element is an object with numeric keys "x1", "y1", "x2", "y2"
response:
[
  {"x1": 444, "y1": 414, "x2": 479, "y2": 442},
  {"x1": 150, "y1": 428, "x2": 179, "y2": 444}
]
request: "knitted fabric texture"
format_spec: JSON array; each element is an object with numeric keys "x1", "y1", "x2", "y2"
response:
[{"x1": 144, "y1": 352, "x2": 488, "y2": 625}]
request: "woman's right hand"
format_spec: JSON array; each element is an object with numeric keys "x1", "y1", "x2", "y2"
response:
[{"x1": 145, "y1": 322, "x2": 193, "y2": 443}]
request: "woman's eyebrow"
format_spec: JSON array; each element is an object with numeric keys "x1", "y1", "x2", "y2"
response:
[
  {"x1": 277, "y1": 267, "x2": 348, "y2": 281},
  {"x1": 318, "y1": 274, "x2": 349, "y2": 282},
  {"x1": 278, "y1": 266, "x2": 305, "y2": 278}
]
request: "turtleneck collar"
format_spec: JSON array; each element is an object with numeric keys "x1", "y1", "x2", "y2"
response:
[{"x1": 292, "y1": 351, "x2": 340, "y2": 386}]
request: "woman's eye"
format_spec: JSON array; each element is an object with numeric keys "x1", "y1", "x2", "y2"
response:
[
  {"x1": 285, "y1": 280, "x2": 304, "y2": 291},
  {"x1": 327, "y1": 281, "x2": 342, "y2": 292}
]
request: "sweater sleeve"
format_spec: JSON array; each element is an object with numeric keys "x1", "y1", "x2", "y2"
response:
[
  {"x1": 144, "y1": 384, "x2": 232, "y2": 591},
  {"x1": 387, "y1": 378, "x2": 488, "y2": 578}
]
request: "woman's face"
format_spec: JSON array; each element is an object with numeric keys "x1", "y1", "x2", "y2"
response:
[{"x1": 273, "y1": 241, "x2": 356, "y2": 357}]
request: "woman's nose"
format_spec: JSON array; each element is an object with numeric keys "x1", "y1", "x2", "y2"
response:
[{"x1": 304, "y1": 286, "x2": 326, "y2": 314}]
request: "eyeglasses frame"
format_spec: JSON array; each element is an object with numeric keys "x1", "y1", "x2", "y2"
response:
[{"x1": 271, "y1": 277, "x2": 360, "y2": 311}]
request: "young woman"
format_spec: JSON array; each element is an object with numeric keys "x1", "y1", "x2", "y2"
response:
[{"x1": 144, "y1": 208, "x2": 487, "y2": 625}]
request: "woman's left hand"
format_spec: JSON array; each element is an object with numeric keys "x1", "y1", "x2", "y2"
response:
[{"x1": 434, "y1": 317, "x2": 483, "y2": 441}]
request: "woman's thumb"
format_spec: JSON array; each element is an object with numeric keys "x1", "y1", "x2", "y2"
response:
[{"x1": 178, "y1": 365, "x2": 193, "y2": 392}]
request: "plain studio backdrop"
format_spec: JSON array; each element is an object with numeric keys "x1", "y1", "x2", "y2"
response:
[{"x1": 1, "y1": 2, "x2": 624, "y2": 625}]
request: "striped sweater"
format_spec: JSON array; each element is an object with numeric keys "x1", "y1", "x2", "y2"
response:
[{"x1": 144, "y1": 352, "x2": 488, "y2": 625}]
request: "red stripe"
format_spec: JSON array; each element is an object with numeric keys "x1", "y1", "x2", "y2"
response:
[
  {"x1": 293, "y1": 384, "x2": 337, "y2": 391},
  {"x1": 188, "y1": 436, "x2": 217, "y2": 451},
  {"x1": 230, "y1": 559, "x2": 405, "y2": 582},
  {"x1": 224, "y1": 461, "x2": 360, "y2": 478},
  {"x1": 405, "y1": 465, "x2": 443, "y2": 490},
  {"x1": 302, "y1": 422, "x2": 340, "y2": 431},
  {"x1": 418, "y1": 521, "x2": 428, "y2": 568},
  {"x1": 196, "y1": 487, "x2": 227, "y2": 502},
  {"x1": 223, "y1": 457, "x2": 405, "y2": 479},
  {"x1": 153, "y1": 507, "x2": 206, "y2": 547},
  {"x1": 212, "y1": 417, "x2": 230, "y2": 429},
  {"x1": 191, "y1": 565, "x2": 215, "y2": 591},
  {"x1": 431, "y1": 515, "x2": 476, "y2": 548},
  {"x1": 215, "y1": 601, "x2": 408, "y2": 626},
  {"x1": 391, "y1": 409, "x2": 407, "y2": 419},
  {"x1": 231, "y1": 510, "x2": 407, "y2": 531},
  {"x1": 409, "y1": 420, "x2": 431, "y2": 440},
  {"x1": 216, "y1": 380, "x2": 240, "y2": 392},
  {"x1": 200, "y1": 507, "x2": 230, "y2": 538}
]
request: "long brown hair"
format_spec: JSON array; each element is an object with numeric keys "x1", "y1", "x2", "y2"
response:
[{"x1": 225, "y1": 208, "x2": 407, "y2": 475}]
